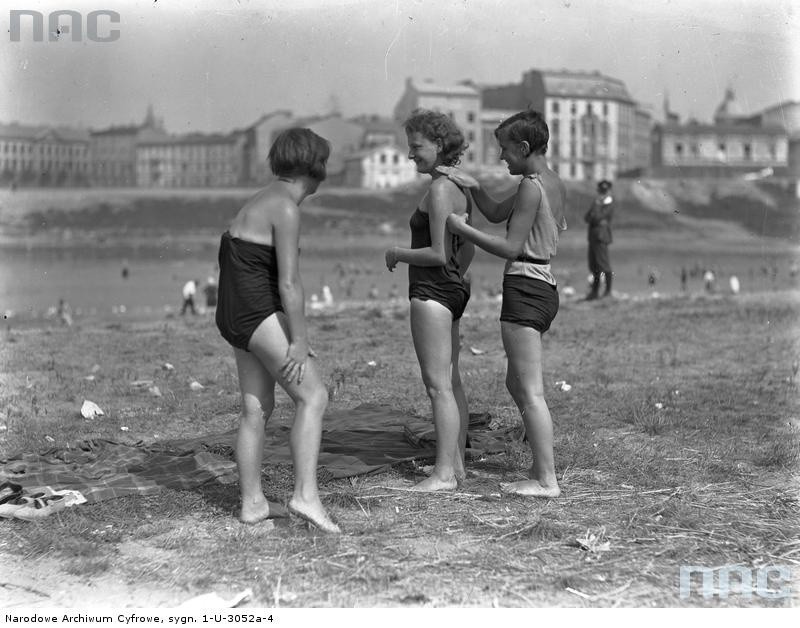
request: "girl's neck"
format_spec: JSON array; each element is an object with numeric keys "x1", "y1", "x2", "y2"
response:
[{"x1": 276, "y1": 176, "x2": 312, "y2": 204}]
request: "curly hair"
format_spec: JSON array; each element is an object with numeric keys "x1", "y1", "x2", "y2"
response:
[
  {"x1": 403, "y1": 109, "x2": 468, "y2": 166},
  {"x1": 495, "y1": 109, "x2": 549, "y2": 155}
]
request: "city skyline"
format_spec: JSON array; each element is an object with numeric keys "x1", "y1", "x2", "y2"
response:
[{"x1": 1, "y1": 0, "x2": 797, "y2": 134}]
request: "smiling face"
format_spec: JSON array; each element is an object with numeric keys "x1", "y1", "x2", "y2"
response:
[
  {"x1": 496, "y1": 129, "x2": 527, "y2": 176},
  {"x1": 406, "y1": 131, "x2": 441, "y2": 174}
]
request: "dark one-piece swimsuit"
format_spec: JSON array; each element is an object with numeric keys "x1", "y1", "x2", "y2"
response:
[
  {"x1": 215, "y1": 231, "x2": 283, "y2": 351},
  {"x1": 407, "y1": 208, "x2": 470, "y2": 320}
]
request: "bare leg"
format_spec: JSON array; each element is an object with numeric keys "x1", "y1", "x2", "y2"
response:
[
  {"x1": 500, "y1": 322, "x2": 560, "y2": 498},
  {"x1": 408, "y1": 299, "x2": 460, "y2": 492},
  {"x1": 246, "y1": 313, "x2": 339, "y2": 532},
  {"x1": 451, "y1": 319, "x2": 468, "y2": 482},
  {"x1": 233, "y1": 347, "x2": 289, "y2": 523}
]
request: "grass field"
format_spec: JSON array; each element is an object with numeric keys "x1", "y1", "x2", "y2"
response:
[{"x1": 0, "y1": 180, "x2": 799, "y2": 608}]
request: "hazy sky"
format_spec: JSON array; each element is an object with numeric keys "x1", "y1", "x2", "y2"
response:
[{"x1": 1, "y1": 0, "x2": 797, "y2": 133}]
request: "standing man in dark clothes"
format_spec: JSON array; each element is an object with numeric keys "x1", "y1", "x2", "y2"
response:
[{"x1": 585, "y1": 179, "x2": 614, "y2": 300}]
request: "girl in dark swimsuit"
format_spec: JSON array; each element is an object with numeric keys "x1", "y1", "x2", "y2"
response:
[
  {"x1": 384, "y1": 109, "x2": 474, "y2": 492},
  {"x1": 216, "y1": 128, "x2": 339, "y2": 532}
]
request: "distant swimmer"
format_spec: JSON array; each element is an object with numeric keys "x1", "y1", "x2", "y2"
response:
[{"x1": 180, "y1": 279, "x2": 198, "y2": 315}]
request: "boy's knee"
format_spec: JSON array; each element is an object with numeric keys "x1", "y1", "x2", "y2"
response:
[{"x1": 422, "y1": 374, "x2": 453, "y2": 401}]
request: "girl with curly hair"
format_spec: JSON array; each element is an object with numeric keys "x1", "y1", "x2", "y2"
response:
[{"x1": 384, "y1": 109, "x2": 475, "y2": 491}]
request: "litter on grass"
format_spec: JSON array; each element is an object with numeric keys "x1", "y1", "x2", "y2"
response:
[
  {"x1": 177, "y1": 588, "x2": 252, "y2": 609},
  {"x1": 80, "y1": 400, "x2": 104, "y2": 420}
]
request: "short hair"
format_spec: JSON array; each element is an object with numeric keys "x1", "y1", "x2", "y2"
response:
[
  {"x1": 598, "y1": 179, "x2": 612, "y2": 192},
  {"x1": 495, "y1": 109, "x2": 549, "y2": 155},
  {"x1": 403, "y1": 109, "x2": 468, "y2": 167},
  {"x1": 268, "y1": 128, "x2": 330, "y2": 181}
]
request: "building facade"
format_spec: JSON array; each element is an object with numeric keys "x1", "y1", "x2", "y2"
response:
[
  {"x1": 0, "y1": 123, "x2": 91, "y2": 186},
  {"x1": 393, "y1": 78, "x2": 482, "y2": 170},
  {"x1": 651, "y1": 88, "x2": 789, "y2": 177},
  {"x1": 480, "y1": 69, "x2": 650, "y2": 181},
  {"x1": 246, "y1": 110, "x2": 294, "y2": 184},
  {"x1": 136, "y1": 132, "x2": 247, "y2": 188},
  {"x1": 90, "y1": 106, "x2": 167, "y2": 187},
  {"x1": 343, "y1": 143, "x2": 418, "y2": 189}
]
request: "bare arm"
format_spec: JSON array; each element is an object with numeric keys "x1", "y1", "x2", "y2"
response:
[
  {"x1": 273, "y1": 201, "x2": 309, "y2": 383},
  {"x1": 447, "y1": 178, "x2": 540, "y2": 260},
  {"x1": 470, "y1": 186, "x2": 517, "y2": 224},
  {"x1": 435, "y1": 166, "x2": 514, "y2": 223}
]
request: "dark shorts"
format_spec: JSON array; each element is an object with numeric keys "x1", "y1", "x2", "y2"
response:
[
  {"x1": 588, "y1": 240, "x2": 612, "y2": 274},
  {"x1": 409, "y1": 279, "x2": 470, "y2": 321},
  {"x1": 215, "y1": 232, "x2": 283, "y2": 351},
  {"x1": 500, "y1": 274, "x2": 559, "y2": 333}
]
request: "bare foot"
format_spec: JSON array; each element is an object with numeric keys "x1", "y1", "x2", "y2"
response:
[
  {"x1": 288, "y1": 497, "x2": 341, "y2": 534},
  {"x1": 500, "y1": 479, "x2": 561, "y2": 498},
  {"x1": 409, "y1": 475, "x2": 457, "y2": 492},
  {"x1": 239, "y1": 498, "x2": 289, "y2": 525},
  {"x1": 454, "y1": 460, "x2": 466, "y2": 483}
]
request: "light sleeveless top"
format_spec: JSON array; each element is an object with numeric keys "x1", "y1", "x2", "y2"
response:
[{"x1": 503, "y1": 173, "x2": 567, "y2": 286}]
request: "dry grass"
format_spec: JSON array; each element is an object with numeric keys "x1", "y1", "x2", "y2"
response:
[{"x1": 1, "y1": 284, "x2": 799, "y2": 607}]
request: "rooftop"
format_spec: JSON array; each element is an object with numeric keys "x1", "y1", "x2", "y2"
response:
[
  {"x1": 408, "y1": 78, "x2": 479, "y2": 97},
  {"x1": 540, "y1": 69, "x2": 634, "y2": 103}
]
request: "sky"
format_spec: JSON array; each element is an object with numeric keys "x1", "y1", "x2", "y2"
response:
[{"x1": 1, "y1": 0, "x2": 798, "y2": 134}]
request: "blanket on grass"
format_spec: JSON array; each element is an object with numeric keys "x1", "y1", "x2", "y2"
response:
[{"x1": 0, "y1": 404, "x2": 512, "y2": 505}]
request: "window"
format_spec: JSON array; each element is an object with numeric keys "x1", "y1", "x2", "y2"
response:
[
  {"x1": 552, "y1": 101, "x2": 560, "y2": 114},
  {"x1": 467, "y1": 112, "x2": 475, "y2": 123},
  {"x1": 743, "y1": 143, "x2": 752, "y2": 160},
  {"x1": 603, "y1": 103, "x2": 608, "y2": 117},
  {"x1": 467, "y1": 131, "x2": 475, "y2": 142},
  {"x1": 467, "y1": 152, "x2": 474, "y2": 162},
  {"x1": 675, "y1": 143, "x2": 684, "y2": 156},
  {"x1": 570, "y1": 102, "x2": 577, "y2": 115},
  {"x1": 587, "y1": 103, "x2": 593, "y2": 116},
  {"x1": 569, "y1": 163, "x2": 576, "y2": 177},
  {"x1": 392, "y1": 154, "x2": 399, "y2": 165},
  {"x1": 380, "y1": 153, "x2": 387, "y2": 164}
]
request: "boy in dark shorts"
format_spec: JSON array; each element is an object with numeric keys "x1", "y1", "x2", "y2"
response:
[{"x1": 440, "y1": 109, "x2": 566, "y2": 498}]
